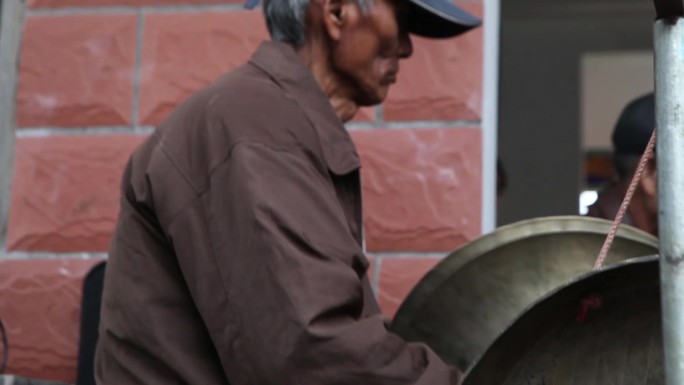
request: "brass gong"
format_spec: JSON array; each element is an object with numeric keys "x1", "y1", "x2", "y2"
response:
[
  {"x1": 391, "y1": 216, "x2": 658, "y2": 371},
  {"x1": 462, "y1": 255, "x2": 662, "y2": 385}
]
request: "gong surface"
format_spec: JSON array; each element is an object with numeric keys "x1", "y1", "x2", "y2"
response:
[
  {"x1": 462, "y1": 256, "x2": 662, "y2": 385},
  {"x1": 391, "y1": 216, "x2": 658, "y2": 371}
]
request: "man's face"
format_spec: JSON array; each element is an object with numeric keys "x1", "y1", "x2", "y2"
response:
[
  {"x1": 644, "y1": 159, "x2": 658, "y2": 217},
  {"x1": 330, "y1": 0, "x2": 413, "y2": 106}
]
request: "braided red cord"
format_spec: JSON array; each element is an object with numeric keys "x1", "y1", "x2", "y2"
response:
[{"x1": 593, "y1": 130, "x2": 657, "y2": 270}]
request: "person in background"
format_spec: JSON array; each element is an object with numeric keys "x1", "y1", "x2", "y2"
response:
[
  {"x1": 94, "y1": 0, "x2": 482, "y2": 382},
  {"x1": 587, "y1": 93, "x2": 658, "y2": 236}
]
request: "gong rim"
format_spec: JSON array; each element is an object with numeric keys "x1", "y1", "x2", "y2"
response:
[
  {"x1": 461, "y1": 255, "x2": 661, "y2": 384},
  {"x1": 390, "y1": 215, "x2": 659, "y2": 370},
  {"x1": 392, "y1": 216, "x2": 658, "y2": 333}
]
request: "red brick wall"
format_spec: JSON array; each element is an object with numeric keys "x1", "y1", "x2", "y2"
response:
[{"x1": 1, "y1": 0, "x2": 485, "y2": 381}]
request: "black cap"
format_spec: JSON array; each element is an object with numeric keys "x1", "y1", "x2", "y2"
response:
[
  {"x1": 405, "y1": 0, "x2": 481, "y2": 38},
  {"x1": 612, "y1": 93, "x2": 655, "y2": 155},
  {"x1": 245, "y1": 0, "x2": 482, "y2": 39}
]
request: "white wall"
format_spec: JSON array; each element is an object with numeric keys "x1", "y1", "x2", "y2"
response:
[
  {"x1": 482, "y1": 0, "x2": 501, "y2": 233},
  {"x1": 581, "y1": 51, "x2": 654, "y2": 151}
]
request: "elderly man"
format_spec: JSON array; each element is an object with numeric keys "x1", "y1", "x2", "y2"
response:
[
  {"x1": 95, "y1": 0, "x2": 480, "y2": 383},
  {"x1": 587, "y1": 93, "x2": 658, "y2": 236}
]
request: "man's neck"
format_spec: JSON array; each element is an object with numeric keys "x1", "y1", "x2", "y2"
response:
[{"x1": 295, "y1": 43, "x2": 359, "y2": 123}]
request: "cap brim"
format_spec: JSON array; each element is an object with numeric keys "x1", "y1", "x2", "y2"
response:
[
  {"x1": 244, "y1": 0, "x2": 259, "y2": 9},
  {"x1": 406, "y1": 0, "x2": 482, "y2": 38}
]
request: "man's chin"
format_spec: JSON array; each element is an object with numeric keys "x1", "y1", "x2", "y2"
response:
[{"x1": 356, "y1": 88, "x2": 389, "y2": 107}]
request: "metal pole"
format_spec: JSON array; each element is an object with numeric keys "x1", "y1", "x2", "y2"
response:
[{"x1": 654, "y1": 1, "x2": 684, "y2": 382}]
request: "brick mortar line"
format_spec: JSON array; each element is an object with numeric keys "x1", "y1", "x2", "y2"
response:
[
  {"x1": 15, "y1": 121, "x2": 479, "y2": 137},
  {"x1": 0, "y1": 241, "x2": 108, "y2": 260},
  {"x1": 371, "y1": 255, "x2": 382, "y2": 294},
  {"x1": 25, "y1": 3, "x2": 250, "y2": 16},
  {"x1": 132, "y1": 10, "x2": 144, "y2": 127},
  {"x1": 346, "y1": 120, "x2": 481, "y2": 130},
  {"x1": 0, "y1": 251, "x2": 445, "y2": 261},
  {"x1": 0, "y1": 252, "x2": 108, "y2": 260},
  {"x1": 372, "y1": 252, "x2": 447, "y2": 293},
  {"x1": 15, "y1": 126, "x2": 155, "y2": 137}
]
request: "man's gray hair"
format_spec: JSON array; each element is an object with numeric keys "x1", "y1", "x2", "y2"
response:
[{"x1": 263, "y1": 0, "x2": 371, "y2": 46}]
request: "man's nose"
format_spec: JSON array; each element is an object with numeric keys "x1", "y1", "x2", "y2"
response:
[{"x1": 398, "y1": 30, "x2": 413, "y2": 59}]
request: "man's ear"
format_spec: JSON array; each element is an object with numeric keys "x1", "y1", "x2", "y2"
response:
[
  {"x1": 322, "y1": 0, "x2": 351, "y2": 41},
  {"x1": 640, "y1": 158, "x2": 658, "y2": 198}
]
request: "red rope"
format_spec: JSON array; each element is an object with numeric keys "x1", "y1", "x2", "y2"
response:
[{"x1": 593, "y1": 130, "x2": 657, "y2": 270}]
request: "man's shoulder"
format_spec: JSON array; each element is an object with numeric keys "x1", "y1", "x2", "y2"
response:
[
  {"x1": 147, "y1": 62, "x2": 321, "y2": 185},
  {"x1": 199, "y1": 64, "x2": 290, "y2": 108},
  {"x1": 170, "y1": 63, "x2": 310, "y2": 136},
  {"x1": 207, "y1": 64, "x2": 285, "y2": 104}
]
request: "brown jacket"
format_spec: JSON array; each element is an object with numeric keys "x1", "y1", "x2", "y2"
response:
[{"x1": 95, "y1": 41, "x2": 460, "y2": 385}]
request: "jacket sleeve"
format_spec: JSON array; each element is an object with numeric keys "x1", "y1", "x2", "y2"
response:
[{"x1": 167, "y1": 141, "x2": 462, "y2": 385}]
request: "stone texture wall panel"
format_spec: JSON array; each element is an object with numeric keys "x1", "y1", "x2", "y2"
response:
[
  {"x1": 0, "y1": 258, "x2": 104, "y2": 383},
  {"x1": 17, "y1": 14, "x2": 137, "y2": 128},
  {"x1": 377, "y1": 257, "x2": 441, "y2": 317},
  {"x1": 6, "y1": 135, "x2": 146, "y2": 252},
  {"x1": 352, "y1": 128, "x2": 482, "y2": 252},
  {"x1": 384, "y1": 3, "x2": 484, "y2": 122},
  {"x1": 139, "y1": 11, "x2": 269, "y2": 125}
]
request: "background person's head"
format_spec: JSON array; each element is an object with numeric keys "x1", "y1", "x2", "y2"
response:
[
  {"x1": 260, "y1": 0, "x2": 480, "y2": 119},
  {"x1": 612, "y1": 93, "x2": 655, "y2": 181},
  {"x1": 611, "y1": 92, "x2": 658, "y2": 222}
]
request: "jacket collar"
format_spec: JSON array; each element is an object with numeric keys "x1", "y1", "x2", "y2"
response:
[{"x1": 248, "y1": 41, "x2": 360, "y2": 175}]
